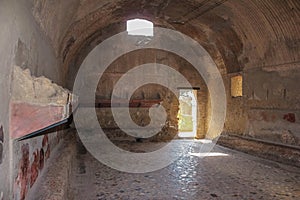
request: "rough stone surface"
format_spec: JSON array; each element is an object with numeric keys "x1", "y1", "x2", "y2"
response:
[
  {"x1": 80, "y1": 48, "x2": 209, "y2": 140},
  {"x1": 12, "y1": 66, "x2": 71, "y2": 106}
]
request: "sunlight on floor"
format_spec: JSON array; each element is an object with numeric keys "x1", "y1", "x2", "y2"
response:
[
  {"x1": 178, "y1": 131, "x2": 196, "y2": 138},
  {"x1": 195, "y1": 139, "x2": 213, "y2": 144},
  {"x1": 189, "y1": 152, "x2": 229, "y2": 157}
]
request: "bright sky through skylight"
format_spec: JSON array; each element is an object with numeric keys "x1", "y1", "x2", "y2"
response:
[{"x1": 127, "y1": 19, "x2": 154, "y2": 36}]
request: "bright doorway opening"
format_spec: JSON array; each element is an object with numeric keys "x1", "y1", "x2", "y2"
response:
[{"x1": 178, "y1": 89, "x2": 198, "y2": 138}]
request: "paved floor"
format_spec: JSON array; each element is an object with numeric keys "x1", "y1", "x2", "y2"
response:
[{"x1": 68, "y1": 140, "x2": 300, "y2": 200}]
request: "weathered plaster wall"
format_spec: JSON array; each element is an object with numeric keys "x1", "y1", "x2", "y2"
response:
[
  {"x1": 31, "y1": 0, "x2": 299, "y2": 145},
  {"x1": 0, "y1": 1, "x2": 298, "y2": 197},
  {"x1": 76, "y1": 47, "x2": 209, "y2": 140},
  {"x1": 11, "y1": 66, "x2": 74, "y2": 200},
  {"x1": 223, "y1": 74, "x2": 247, "y2": 134},
  {"x1": 218, "y1": 0, "x2": 300, "y2": 149},
  {"x1": 242, "y1": 68, "x2": 300, "y2": 146},
  {"x1": 0, "y1": 1, "x2": 15, "y2": 198},
  {"x1": 0, "y1": 1, "x2": 65, "y2": 199}
]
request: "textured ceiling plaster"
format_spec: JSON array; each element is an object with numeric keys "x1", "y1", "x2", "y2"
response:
[{"x1": 29, "y1": 0, "x2": 299, "y2": 81}]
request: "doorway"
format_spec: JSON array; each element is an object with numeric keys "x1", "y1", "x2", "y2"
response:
[{"x1": 178, "y1": 89, "x2": 198, "y2": 138}]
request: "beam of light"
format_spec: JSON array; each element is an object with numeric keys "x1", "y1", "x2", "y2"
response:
[
  {"x1": 189, "y1": 152, "x2": 229, "y2": 157},
  {"x1": 194, "y1": 139, "x2": 213, "y2": 144}
]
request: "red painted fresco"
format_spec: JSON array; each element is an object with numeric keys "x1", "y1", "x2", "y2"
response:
[
  {"x1": 260, "y1": 111, "x2": 270, "y2": 122},
  {"x1": 15, "y1": 144, "x2": 30, "y2": 200},
  {"x1": 15, "y1": 136, "x2": 53, "y2": 199},
  {"x1": 283, "y1": 113, "x2": 296, "y2": 123},
  {"x1": 271, "y1": 114, "x2": 277, "y2": 122},
  {"x1": 42, "y1": 135, "x2": 48, "y2": 147},
  {"x1": 30, "y1": 150, "x2": 39, "y2": 187},
  {"x1": 56, "y1": 130, "x2": 60, "y2": 143},
  {"x1": 45, "y1": 144, "x2": 51, "y2": 160},
  {"x1": 39, "y1": 149, "x2": 44, "y2": 170}
]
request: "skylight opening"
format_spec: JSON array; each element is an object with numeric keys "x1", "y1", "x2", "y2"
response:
[{"x1": 126, "y1": 19, "x2": 154, "y2": 37}]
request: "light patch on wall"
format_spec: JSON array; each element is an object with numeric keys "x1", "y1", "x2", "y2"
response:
[
  {"x1": 126, "y1": 19, "x2": 154, "y2": 36},
  {"x1": 231, "y1": 75, "x2": 243, "y2": 97}
]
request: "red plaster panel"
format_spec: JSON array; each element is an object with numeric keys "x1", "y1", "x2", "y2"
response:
[{"x1": 10, "y1": 102, "x2": 66, "y2": 139}]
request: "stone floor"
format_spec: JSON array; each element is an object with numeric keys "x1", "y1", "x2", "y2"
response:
[{"x1": 68, "y1": 139, "x2": 300, "y2": 200}]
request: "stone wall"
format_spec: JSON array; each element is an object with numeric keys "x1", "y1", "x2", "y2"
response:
[
  {"x1": 75, "y1": 47, "x2": 209, "y2": 141},
  {"x1": 97, "y1": 49, "x2": 209, "y2": 140},
  {"x1": 11, "y1": 66, "x2": 74, "y2": 200},
  {"x1": 243, "y1": 67, "x2": 300, "y2": 146},
  {"x1": 0, "y1": 1, "x2": 299, "y2": 198},
  {"x1": 223, "y1": 50, "x2": 300, "y2": 149},
  {"x1": 0, "y1": 1, "x2": 65, "y2": 199}
]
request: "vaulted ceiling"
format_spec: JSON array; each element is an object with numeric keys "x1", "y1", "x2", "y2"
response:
[{"x1": 29, "y1": 0, "x2": 300, "y2": 83}]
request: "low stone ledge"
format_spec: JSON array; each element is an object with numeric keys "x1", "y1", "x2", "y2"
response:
[{"x1": 217, "y1": 134, "x2": 300, "y2": 167}]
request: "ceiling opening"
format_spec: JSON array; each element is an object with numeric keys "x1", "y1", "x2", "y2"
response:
[{"x1": 126, "y1": 19, "x2": 154, "y2": 36}]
